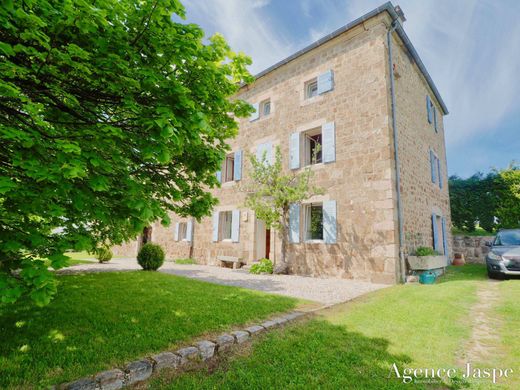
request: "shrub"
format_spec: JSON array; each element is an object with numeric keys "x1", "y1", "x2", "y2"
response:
[
  {"x1": 250, "y1": 258, "x2": 273, "y2": 274},
  {"x1": 96, "y1": 247, "x2": 113, "y2": 263},
  {"x1": 414, "y1": 247, "x2": 439, "y2": 256},
  {"x1": 137, "y1": 243, "x2": 165, "y2": 271}
]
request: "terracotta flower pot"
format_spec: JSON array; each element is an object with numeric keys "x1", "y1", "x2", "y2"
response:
[{"x1": 453, "y1": 253, "x2": 465, "y2": 266}]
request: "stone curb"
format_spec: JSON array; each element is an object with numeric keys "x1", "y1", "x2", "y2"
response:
[{"x1": 59, "y1": 310, "x2": 308, "y2": 389}]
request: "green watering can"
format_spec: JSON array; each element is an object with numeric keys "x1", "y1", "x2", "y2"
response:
[{"x1": 419, "y1": 271, "x2": 436, "y2": 284}]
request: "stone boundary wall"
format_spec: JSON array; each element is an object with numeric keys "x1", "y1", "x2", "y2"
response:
[
  {"x1": 58, "y1": 311, "x2": 307, "y2": 390},
  {"x1": 452, "y1": 235, "x2": 494, "y2": 264}
]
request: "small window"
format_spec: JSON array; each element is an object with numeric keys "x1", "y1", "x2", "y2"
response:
[
  {"x1": 222, "y1": 154, "x2": 235, "y2": 182},
  {"x1": 261, "y1": 99, "x2": 271, "y2": 117},
  {"x1": 178, "y1": 222, "x2": 187, "y2": 241},
  {"x1": 304, "y1": 203, "x2": 323, "y2": 241},
  {"x1": 305, "y1": 78, "x2": 318, "y2": 99},
  {"x1": 303, "y1": 128, "x2": 322, "y2": 166},
  {"x1": 219, "y1": 211, "x2": 233, "y2": 240}
]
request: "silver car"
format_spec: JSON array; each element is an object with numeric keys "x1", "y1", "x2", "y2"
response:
[{"x1": 486, "y1": 229, "x2": 520, "y2": 279}]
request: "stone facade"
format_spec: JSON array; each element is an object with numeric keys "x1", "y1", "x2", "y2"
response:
[
  {"x1": 452, "y1": 235, "x2": 493, "y2": 264},
  {"x1": 112, "y1": 8, "x2": 450, "y2": 285}
]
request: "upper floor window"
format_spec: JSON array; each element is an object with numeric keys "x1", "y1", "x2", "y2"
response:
[
  {"x1": 261, "y1": 99, "x2": 271, "y2": 116},
  {"x1": 305, "y1": 78, "x2": 318, "y2": 99},
  {"x1": 223, "y1": 154, "x2": 235, "y2": 183},
  {"x1": 303, "y1": 128, "x2": 322, "y2": 166}
]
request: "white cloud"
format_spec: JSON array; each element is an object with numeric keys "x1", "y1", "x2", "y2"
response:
[{"x1": 183, "y1": 0, "x2": 294, "y2": 74}]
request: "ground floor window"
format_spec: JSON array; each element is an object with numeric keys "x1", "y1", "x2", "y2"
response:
[
  {"x1": 304, "y1": 203, "x2": 323, "y2": 241},
  {"x1": 220, "y1": 211, "x2": 233, "y2": 240},
  {"x1": 178, "y1": 222, "x2": 187, "y2": 241}
]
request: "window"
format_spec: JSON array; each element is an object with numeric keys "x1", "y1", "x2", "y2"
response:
[
  {"x1": 305, "y1": 78, "x2": 318, "y2": 99},
  {"x1": 303, "y1": 128, "x2": 322, "y2": 166},
  {"x1": 219, "y1": 211, "x2": 233, "y2": 240},
  {"x1": 261, "y1": 99, "x2": 271, "y2": 117},
  {"x1": 304, "y1": 203, "x2": 323, "y2": 241},
  {"x1": 223, "y1": 154, "x2": 234, "y2": 182},
  {"x1": 178, "y1": 222, "x2": 187, "y2": 241}
]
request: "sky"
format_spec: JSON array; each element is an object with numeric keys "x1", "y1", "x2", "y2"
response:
[{"x1": 181, "y1": 0, "x2": 520, "y2": 178}]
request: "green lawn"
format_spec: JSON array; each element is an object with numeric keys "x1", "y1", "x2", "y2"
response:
[
  {"x1": 0, "y1": 272, "x2": 297, "y2": 388},
  {"x1": 152, "y1": 265, "x2": 518, "y2": 389},
  {"x1": 174, "y1": 258, "x2": 197, "y2": 265}
]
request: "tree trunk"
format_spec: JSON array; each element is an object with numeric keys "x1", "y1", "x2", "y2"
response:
[{"x1": 274, "y1": 208, "x2": 289, "y2": 274}]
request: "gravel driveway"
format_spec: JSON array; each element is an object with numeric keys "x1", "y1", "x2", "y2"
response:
[{"x1": 62, "y1": 258, "x2": 388, "y2": 306}]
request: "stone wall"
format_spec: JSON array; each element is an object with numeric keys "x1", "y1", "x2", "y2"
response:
[{"x1": 452, "y1": 235, "x2": 493, "y2": 264}]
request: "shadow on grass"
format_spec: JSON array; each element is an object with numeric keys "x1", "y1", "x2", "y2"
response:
[{"x1": 151, "y1": 318, "x2": 457, "y2": 390}]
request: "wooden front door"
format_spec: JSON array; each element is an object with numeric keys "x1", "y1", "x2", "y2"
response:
[{"x1": 265, "y1": 229, "x2": 271, "y2": 259}]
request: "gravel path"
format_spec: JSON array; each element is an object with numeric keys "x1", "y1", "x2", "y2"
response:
[{"x1": 61, "y1": 258, "x2": 388, "y2": 305}]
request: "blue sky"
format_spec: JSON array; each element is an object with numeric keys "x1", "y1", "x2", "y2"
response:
[{"x1": 182, "y1": 0, "x2": 520, "y2": 178}]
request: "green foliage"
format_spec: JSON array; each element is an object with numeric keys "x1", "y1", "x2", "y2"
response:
[
  {"x1": 137, "y1": 243, "x2": 165, "y2": 271},
  {"x1": 494, "y1": 164, "x2": 520, "y2": 229},
  {"x1": 243, "y1": 147, "x2": 323, "y2": 266},
  {"x1": 0, "y1": 0, "x2": 253, "y2": 305},
  {"x1": 250, "y1": 258, "x2": 273, "y2": 274},
  {"x1": 174, "y1": 258, "x2": 196, "y2": 265},
  {"x1": 95, "y1": 247, "x2": 112, "y2": 263},
  {"x1": 414, "y1": 246, "x2": 439, "y2": 256},
  {"x1": 449, "y1": 163, "x2": 519, "y2": 234}
]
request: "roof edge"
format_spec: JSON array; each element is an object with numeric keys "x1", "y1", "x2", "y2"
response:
[{"x1": 243, "y1": 2, "x2": 448, "y2": 115}]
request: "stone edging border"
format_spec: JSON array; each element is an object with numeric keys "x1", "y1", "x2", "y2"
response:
[{"x1": 58, "y1": 310, "x2": 308, "y2": 390}]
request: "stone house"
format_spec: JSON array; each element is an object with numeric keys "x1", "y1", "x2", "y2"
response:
[{"x1": 113, "y1": 2, "x2": 451, "y2": 284}]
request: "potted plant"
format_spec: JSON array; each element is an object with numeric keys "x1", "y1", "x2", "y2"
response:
[{"x1": 407, "y1": 246, "x2": 447, "y2": 271}]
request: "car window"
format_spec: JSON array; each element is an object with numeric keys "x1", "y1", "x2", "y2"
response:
[{"x1": 494, "y1": 230, "x2": 520, "y2": 246}]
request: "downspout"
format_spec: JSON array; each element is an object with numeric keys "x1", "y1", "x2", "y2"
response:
[{"x1": 387, "y1": 19, "x2": 406, "y2": 283}]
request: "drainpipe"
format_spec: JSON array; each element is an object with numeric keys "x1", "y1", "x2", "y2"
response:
[{"x1": 387, "y1": 19, "x2": 406, "y2": 284}]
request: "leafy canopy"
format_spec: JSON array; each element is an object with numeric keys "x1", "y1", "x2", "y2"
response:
[{"x1": 0, "y1": 0, "x2": 253, "y2": 305}]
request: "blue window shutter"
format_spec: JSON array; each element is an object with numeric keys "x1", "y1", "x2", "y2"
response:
[
  {"x1": 432, "y1": 213, "x2": 439, "y2": 252},
  {"x1": 426, "y1": 95, "x2": 432, "y2": 123},
  {"x1": 290, "y1": 132, "x2": 300, "y2": 169},
  {"x1": 216, "y1": 170, "x2": 222, "y2": 183},
  {"x1": 249, "y1": 103, "x2": 259, "y2": 122},
  {"x1": 289, "y1": 204, "x2": 300, "y2": 243},
  {"x1": 186, "y1": 219, "x2": 193, "y2": 242},
  {"x1": 317, "y1": 69, "x2": 334, "y2": 94},
  {"x1": 322, "y1": 122, "x2": 335, "y2": 163},
  {"x1": 441, "y1": 217, "x2": 448, "y2": 258},
  {"x1": 212, "y1": 212, "x2": 219, "y2": 242},
  {"x1": 437, "y1": 157, "x2": 442, "y2": 189},
  {"x1": 323, "y1": 200, "x2": 337, "y2": 244},
  {"x1": 234, "y1": 150, "x2": 242, "y2": 181},
  {"x1": 231, "y1": 210, "x2": 240, "y2": 242},
  {"x1": 174, "y1": 223, "x2": 179, "y2": 241},
  {"x1": 433, "y1": 106, "x2": 438, "y2": 132},
  {"x1": 430, "y1": 150, "x2": 436, "y2": 183}
]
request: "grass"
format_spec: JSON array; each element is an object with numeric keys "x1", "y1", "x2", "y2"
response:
[
  {"x1": 174, "y1": 258, "x2": 197, "y2": 265},
  {"x1": 0, "y1": 272, "x2": 297, "y2": 388},
  {"x1": 151, "y1": 265, "x2": 515, "y2": 389}
]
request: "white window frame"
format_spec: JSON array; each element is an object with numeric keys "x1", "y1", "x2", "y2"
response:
[
  {"x1": 260, "y1": 99, "x2": 271, "y2": 117},
  {"x1": 305, "y1": 78, "x2": 318, "y2": 99},
  {"x1": 178, "y1": 222, "x2": 188, "y2": 241},
  {"x1": 219, "y1": 210, "x2": 233, "y2": 241},
  {"x1": 222, "y1": 154, "x2": 235, "y2": 183},
  {"x1": 302, "y1": 128, "x2": 322, "y2": 166},
  {"x1": 303, "y1": 202, "x2": 324, "y2": 242}
]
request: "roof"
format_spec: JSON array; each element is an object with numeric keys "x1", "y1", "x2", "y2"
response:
[{"x1": 246, "y1": 2, "x2": 448, "y2": 115}]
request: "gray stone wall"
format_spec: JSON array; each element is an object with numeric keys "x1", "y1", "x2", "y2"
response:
[{"x1": 452, "y1": 235, "x2": 493, "y2": 264}]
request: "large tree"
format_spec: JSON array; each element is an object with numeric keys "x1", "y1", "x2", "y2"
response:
[{"x1": 0, "y1": 0, "x2": 252, "y2": 305}]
